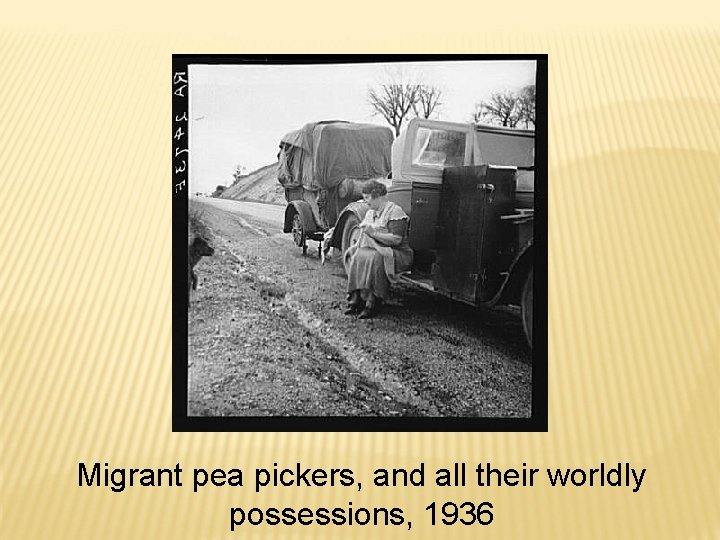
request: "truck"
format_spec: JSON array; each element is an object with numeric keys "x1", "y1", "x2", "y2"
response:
[{"x1": 279, "y1": 118, "x2": 536, "y2": 347}]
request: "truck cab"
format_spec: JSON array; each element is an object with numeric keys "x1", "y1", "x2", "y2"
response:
[
  {"x1": 387, "y1": 118, "x2": 534, "y2": 250},
  {"x1": 331, "y1": 117, "x2": 536, "y2": 347}
]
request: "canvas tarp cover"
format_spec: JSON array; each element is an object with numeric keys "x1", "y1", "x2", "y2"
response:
[{"x1": 278, "y1": 121, "x2": 393, "y2": 191}]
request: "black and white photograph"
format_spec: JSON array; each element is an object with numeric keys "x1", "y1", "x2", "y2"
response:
[{"x1": 174, "y1": 56, "x2": 547, "y2": 430}]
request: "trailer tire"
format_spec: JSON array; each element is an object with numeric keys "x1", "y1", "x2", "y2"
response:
[
  {"x1": 521, "y1": 267, "x2": 533, "y2": 349},
  {"x1": 341, "y1": 214, "x2": 361, "y2": 259},
  {"x1": 291, "y1": 212, "x2": 307, "y2": 255}
]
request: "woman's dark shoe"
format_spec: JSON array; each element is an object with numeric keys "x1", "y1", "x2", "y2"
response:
[
  {"x1": 344, "y1": 291, "x2": 363, "y2": 314},
  {"x1": 358, "y1": 298, "x2": 378, "y2": 319},
  {"x1": 344, "y1": 303, "x2": 363, "y2": 315}
]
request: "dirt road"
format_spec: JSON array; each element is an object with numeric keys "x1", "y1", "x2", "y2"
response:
[{"x1": 188, "y1": 197, "x2": 532, "y2": 417}]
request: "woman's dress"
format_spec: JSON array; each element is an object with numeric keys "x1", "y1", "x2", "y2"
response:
[{"x1": 344, "y1": 202, "x2": 413, "y2": 300}]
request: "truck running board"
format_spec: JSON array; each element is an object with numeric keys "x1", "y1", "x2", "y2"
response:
[{"x1": 399, "y1": 274, "x2": 435, "y2": 292}]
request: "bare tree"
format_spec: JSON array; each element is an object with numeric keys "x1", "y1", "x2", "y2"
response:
[
  {"x1": 474, "y1": 86, "x2": 536, "y2": 128},
  {"x1": 413, "y1": 85, "x2": 442, "y2": 119},
  {"x1": 517, "y1": 85, "x2": 536, "y2": 128},
  {"x1": 474, "y1": 90, "x2": 522, "y2": 127},
  {"x1": 368, "y1": 82, "x2": 420, "y2": 136}
]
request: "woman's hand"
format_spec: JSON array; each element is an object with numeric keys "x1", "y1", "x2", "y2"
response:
[
  {"x1": 360, "y1": 223, "x2": 376, "y2": 239},
  {"x1": 360, "y1": 224, "x2": 402, "y2": 247}
]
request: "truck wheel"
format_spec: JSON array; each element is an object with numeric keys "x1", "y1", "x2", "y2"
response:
[
  {"x1": 521, "y1": 268, "x2": 533, "y2": 348},
  {"x1": 341, "y1": 214, "x2": 361, "y2": 259},
  {"x1": 291, "y1": 213, "x2": 307, "y2": 255}
]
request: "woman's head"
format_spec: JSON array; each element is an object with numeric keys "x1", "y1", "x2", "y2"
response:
[{"x1": 361, "y1": 180, "x2": 387, "y2": 210}]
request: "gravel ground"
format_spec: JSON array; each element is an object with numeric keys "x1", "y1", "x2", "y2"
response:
[{"x1": 188, "y1": 198, "x2": 532, "y2": 417}]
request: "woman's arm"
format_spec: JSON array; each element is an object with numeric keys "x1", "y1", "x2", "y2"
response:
[{"x1": 364, "y1": 219, "x2": 407, "y2": 247}]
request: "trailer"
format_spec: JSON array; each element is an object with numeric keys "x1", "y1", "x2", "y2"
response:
[{"x1": 278, "y1": 120, "x2": 393, "y2": 255}]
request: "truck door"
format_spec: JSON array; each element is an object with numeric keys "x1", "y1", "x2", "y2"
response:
[
  {"x1": 433, "y1": 165, "x2": 517, "y2": 304},
  {"x1": 394, "y1": 119, "x2": 474, "y2": 256},
  {"x1": 409, "y1": 182, "x2": 441, "y2": 251}
]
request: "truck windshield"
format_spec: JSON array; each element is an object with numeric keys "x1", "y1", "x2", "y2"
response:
[{"x1": 411, "y1": 127, "x2": 466, "y2": 168}]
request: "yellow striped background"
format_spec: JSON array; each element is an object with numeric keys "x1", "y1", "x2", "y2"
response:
[{"x1": 1, "y1": 6, "x2": 718, "y2": 539}]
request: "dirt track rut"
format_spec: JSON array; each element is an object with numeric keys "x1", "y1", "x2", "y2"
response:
[{"x1": 188, "y1": 198, "x2": 532, "y2": 417}]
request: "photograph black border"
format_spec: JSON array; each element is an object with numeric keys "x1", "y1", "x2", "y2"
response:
[{"x1": 173, "y1": 54, "x2": 548, "y2": 432}]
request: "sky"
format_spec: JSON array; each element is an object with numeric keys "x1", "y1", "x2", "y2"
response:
[{"x1": 188, "y1": 60, "x2": 536, "y2": 193}]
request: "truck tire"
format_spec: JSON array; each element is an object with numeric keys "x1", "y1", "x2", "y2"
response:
[
  {"x1": 521, "y1": 267, "x2": 533, "y2": 348},
  {"x1": 341, "y1": 214, "x2": 361, "y2": 259}
]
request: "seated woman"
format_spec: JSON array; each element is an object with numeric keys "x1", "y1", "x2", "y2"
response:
[{"x1": 343, "y1": 180, "x2": 413, "y2": 319}]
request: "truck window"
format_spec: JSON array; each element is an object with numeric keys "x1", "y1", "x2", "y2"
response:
[
  {"x1": 474, "y1": 129, "x2": 535, "y2": 168},
  {"x1": 411, "y1": 127, "x2": 467, "y2": 168}
]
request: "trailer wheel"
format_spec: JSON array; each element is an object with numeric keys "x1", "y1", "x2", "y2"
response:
[
  {"x1": 291, "y1": 213, "x2": 307, "y2": 255},
  {"x1": 341, "y1": 214, "x2": 361, "y2": 258},
  {"x1": 521, "y1": 267, "x2": 533, "y2": 348}
]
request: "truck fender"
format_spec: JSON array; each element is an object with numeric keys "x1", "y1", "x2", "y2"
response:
[
  {"x1": 283, "y1": 201, "x2": 318, "y2": 234},
  {"x1": 328, "y1": 201, "x2": 369, "y2": 248},
  {"x1": 491, "y1": 240, "x2": 534, "y2": 307}
]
